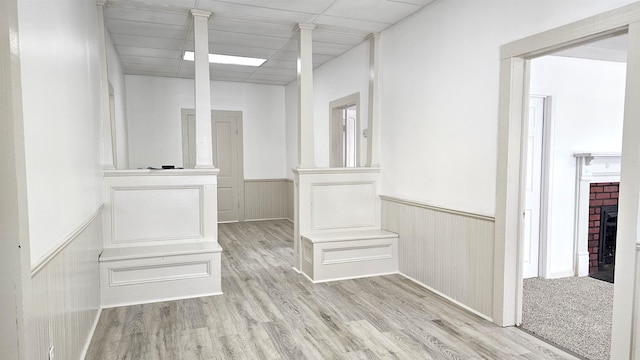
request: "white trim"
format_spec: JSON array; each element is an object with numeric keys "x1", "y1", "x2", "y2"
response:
[
  {"x1": 293, "y1": 167, "x2": 380, "y2": 175},
  {"x1": 400, "y1": 273, "x2": 494, "y2": 323},
  {"x1": 380, "y1": 195, "x2": 495, "y2": 221},
  {"x1": 104, "y1": 169, "x2": 219, "y2": 177},
  {"x1": 31, "y1": 206, "x2": 103, "y2": 276},
  {"x1": 306, "y1": 271, "x2": 399, "y2": 284},
  {"x1": 100, "y1": 291, "x2": 223, "y2": 309}
]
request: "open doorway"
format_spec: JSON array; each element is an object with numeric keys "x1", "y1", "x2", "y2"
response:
[{"x1": 518, "y1": 34, "x2": 627, "y2": 360}]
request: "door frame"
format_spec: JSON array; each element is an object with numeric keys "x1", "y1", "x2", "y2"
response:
[
  {"x1": 181, "y1": 108, "x2": 245, "y2": 222},
  {"x1": 495, "y1": 4, "x2": 640, "y2": 357},
  {"x1": 329, "y1": 93, "x2": 360, "y2": 167}
]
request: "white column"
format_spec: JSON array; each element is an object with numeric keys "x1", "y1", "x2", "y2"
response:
[
  {"x1": 611, "y1": 21, "x2": 640, "y2": 360},
  {"x1": 296, "y1": 23, "x2": 315, "y2": 168},
  {"x1": 97, "y1": 0, "x2": 115, "y2": 170},
  {"x1": 191, "y1": 9, "x2": 214, "y2": 169},
  {"x1": 0, "y1": 0, "x2": 31, "y2": 357},
  {"x1": 365, "y1": 32, "x2": 380, "y2": 167},
  {"x1": 573, "y1": 156, "x2": 591, "y2": 277}
]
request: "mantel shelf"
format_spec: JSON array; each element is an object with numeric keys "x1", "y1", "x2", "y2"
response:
[{"x1": 574, "y1": 152, "x2": 621, "y2": 166}]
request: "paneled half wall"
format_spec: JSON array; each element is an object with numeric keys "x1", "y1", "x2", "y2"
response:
[{"x1": 381, "y1": 196, "x2": 496, "y2": 320}]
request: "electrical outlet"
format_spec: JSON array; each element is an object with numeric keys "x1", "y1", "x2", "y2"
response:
[{"x1": 48, "y1": 345, "x2": 54, "y2": 360}]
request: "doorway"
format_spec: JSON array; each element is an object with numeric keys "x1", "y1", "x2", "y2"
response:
[
  {"x1": 522, "y1": 95, "x2": 550, "y2": 279},
  {"x1": 181, "y1": 109, "x2": 245, "y2": 222}
]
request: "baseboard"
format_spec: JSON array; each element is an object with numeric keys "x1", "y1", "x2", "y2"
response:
[
  {"x1": 310, "y1": 271, "x2": 399, "y2": 284},
  {"x1": 399, "y1": 272, "x2": 493, "y2": 322},
  {"x1": 101, "y1": 291, "x2": 224, "y2": 309},
  {"x1": 244, "y1": 217, "x2": 289, "y2": 222},
  {"x1": 546, "y1": 270, "x2": 575, "y2": 279},
  {"x1": 79, "y1": 307, "x2": 102, "y2": 360}
]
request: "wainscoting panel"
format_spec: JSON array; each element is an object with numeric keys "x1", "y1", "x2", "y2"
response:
[
  {"x1": 245, "y1": 179, "x2": 289, "y2": 221},
  {"x1": 29, "y1": 210, "x2": 103, "y2": 360},
  {"x1": 287, "y1": 179, "x2": 294, "y2": 222},
  {"x1": 311, "y1": 181, "x2": 377, "y2": 230},
  {"x1": 381, "y1": 196, "x2": 495, "y2": 319}
]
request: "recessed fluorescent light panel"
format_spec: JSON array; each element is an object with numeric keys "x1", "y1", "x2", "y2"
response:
[{"x1": 182, "y1": 51, "x2": 266, "y2": 67}]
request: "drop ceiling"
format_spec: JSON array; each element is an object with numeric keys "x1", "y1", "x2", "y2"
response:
[{"x1": 104, "y1": 0, "x2": 435, "y2": 86}]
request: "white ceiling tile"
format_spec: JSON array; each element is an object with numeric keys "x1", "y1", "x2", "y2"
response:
[
  {"x1": 106, "y1": 19, "x2": 189, "y2": 40},
  {"x1": 197, "y1": 0, "x2": 315, "y2": 23},
  {"x1": 125, "y1": 63, "x2": 179, "y2": 73},
  {"x1": 110, "y1": 0, "x2": 198, "y2": 10},
  {"x1": 261, "y1": 59, "x2": 297, "y2": 69},
  {"x1": 313, "y1": 29, "x2": 366, "y2": 45},
  {"x1": 120, "y1": 55, "x2": 183, "y2": 67},
  {"x1": 387, "y1": 0, "x2": 434, "y2": 5},
  {"x1": 105, "y1": 7, "x2": 191, "y2": 27},
  {"x1": 204, "y1": 30, "x2": 290, "y2": 50},
  {"x1": 206, "y1": 0, "x2": 335, "y2": 14},
  {"x1": 251, "y1": 67, "x2": 296, "y2": 76},
  {"x1": 117, "y1": 45, "x2": 184, "y2": 60},
  {"x1": 324, "y1": 0, "x2": 421, "y2": 24},
  {"x1": 314, "y1": 15, "x2": 389, "y2": 33},
  {"x1": 208, "y1": 18, "x2": 293, "y2": 38},
  {"x1": 112, "y1": 34, "x2": 186, "y2": 51},
  {"x1": 205, "y1": 43, "x2": 277, "y2": 58}
]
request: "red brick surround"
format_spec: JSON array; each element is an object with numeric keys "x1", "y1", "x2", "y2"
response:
[{"x1": 588, "y1": 182, "x2": 619, "y2": 274}]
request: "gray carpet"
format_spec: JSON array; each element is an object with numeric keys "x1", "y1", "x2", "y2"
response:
[{"x1": 521, "y1": 277, "x2": 614, "y2": 360}]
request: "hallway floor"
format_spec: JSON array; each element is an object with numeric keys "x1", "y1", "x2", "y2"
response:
[{"x1": 86, "y1": 220, "x2": 578, "y2": 359}]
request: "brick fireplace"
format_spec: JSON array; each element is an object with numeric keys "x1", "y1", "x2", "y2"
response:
[{"x1": 588, "y1": 182, "x2": 619, "y2": 277}]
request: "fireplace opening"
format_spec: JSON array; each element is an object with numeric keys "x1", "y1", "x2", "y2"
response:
[{"x1": 588, "y1": 182, "x2": 618, "y2": 283}]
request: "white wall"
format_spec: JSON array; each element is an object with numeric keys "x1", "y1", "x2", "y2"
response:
[
  {"x1": 105, "y1": 30, "x2": 129, "y2": 169},
  {"x1": 378, "y1": 0, "x2": 636, "y2": 216},
  {"x1": 126, "y1": 75, "x2": 286, "y2": 179},
  {"x1": 19, "y1": 0, "x2": 104, "y2": 264},
  {"x1": 312, "y1": 41, "x2": 370, "y2": 167},
  {"x1": 530, "y1": 56, "x2": 626, "y2": 277}
]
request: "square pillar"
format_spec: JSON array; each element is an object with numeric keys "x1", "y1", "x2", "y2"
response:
[{"x1": 191, "y1": 9, "x2": 214, "y2": 169}]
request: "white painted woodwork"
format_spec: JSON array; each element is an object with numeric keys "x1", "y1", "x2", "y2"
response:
[
  {"x1": 97, "y1": 0, "x2": 115, "y2": 171},
  {"x1": 100, "y1": 169, "x2": 222, "y2": 307},
  {"x1": 573, "y1": 153, "x2": 621, "y2": 277},
  {"x1": 523, "y1": 96, "x2": 544, "y2": 279},
  {"x1": 191, "y1": 9, "x2": 214, "y2": 169},
  {"x1": 381, "y1": 196, "x2": 496, "y2": 321},
  {"x1": 0, "y1": 0, "x2": 29, "y2": 356},
  {"x1": 29, "y1": 211, "x2": 102, "y2": 360},
  {"x1": 495, "y1": 4, "x2": 640, "y2": 356},
  {"x1": 105, "y1": 30, "x2": 130, "y2": 169},
  {"x1": 296, "y1": 23, "x2": 315, "y2": 168},
  {"x1": 301, "y1": 230, "x2": 398, "y2": 283},
  {"x1": 213, "y1": 111, "x2": 244, "y2": 222},
  {"x1": 366, "y1": 32, "x2": 380, "y2": 167},
  {"x1": 613, "y1": 21, "x2": 640, "y2": 359},
  {"x1": 244, "y1": 179, "x2": 289, "y2": 221},
  {"x1": 99, "y1": 242, "x2": 222, "y2": 307},
  {"x1": 294, "y1": 167, "x2": 395, "y2": 282},
  {"x1": 103, "y1": 169, "x2": 219, "y2": 247}
]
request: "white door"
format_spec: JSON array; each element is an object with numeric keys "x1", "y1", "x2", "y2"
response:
[
  {"x1": 213, "y1": 111, "x2": 242, "y2": 223},
  {"x1": 181, "y1": 110, "x2": 244, "y2": 223},
  {"x1": 523, "y1": 96, "x2": 545, "y2": 279}
]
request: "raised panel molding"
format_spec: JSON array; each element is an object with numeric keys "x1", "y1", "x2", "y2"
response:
[
  {"x1": 108, "y1": 260, "x2": 211, "y2": 286},
  {"x1": 310, "y1": 181, "x2": 377, "y2": 230},
  {"x1": 381, "y1": 196, "x2": 495, "y2": 321},
  {"x1": 111, "y1": 186, "x2": 203, "y2": 244}
]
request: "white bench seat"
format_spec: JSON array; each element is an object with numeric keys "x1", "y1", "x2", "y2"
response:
[
  {"x1": 300, "y1": 230, "x2": 398, "y2": 283},
  {"x1": 99, "y1": 241, "x2": 222, "y2": 307}
]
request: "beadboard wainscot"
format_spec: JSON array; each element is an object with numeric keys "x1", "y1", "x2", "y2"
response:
[
  {"x1": 381, "y1": 195, "x2": 495, "y2": 320},
  {"x1": 100, "y1": 169, "x2": 222, "y2": 307},
  {"x1": 244, "y1": 179, "x2": 289, "y2": 221},
  {"x1": 294, "y1": 167, "x2": 398, "y2": 282},
  {"x1": 29, "y1": 209, "x2": 103, "y2": 360},
  {"x1": 287, "y1": 178, "x2": 294, "y2": 222}
]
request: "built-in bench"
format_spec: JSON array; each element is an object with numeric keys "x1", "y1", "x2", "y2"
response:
[
  {"x1": 300, "y1": 229, "x2": 398, "y2": 283},
  {"x1": 99, "y1": 242, "x2": 222, "y2": 307}
]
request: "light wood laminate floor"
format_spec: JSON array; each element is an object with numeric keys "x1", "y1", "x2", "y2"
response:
[{"x1": 86, "y1": 220, "x2": 578, "y2": 360}]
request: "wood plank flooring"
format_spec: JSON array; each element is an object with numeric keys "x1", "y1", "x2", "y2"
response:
[{"x1": 86, "y1": 220, "x2": 578, "y2": 360}]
